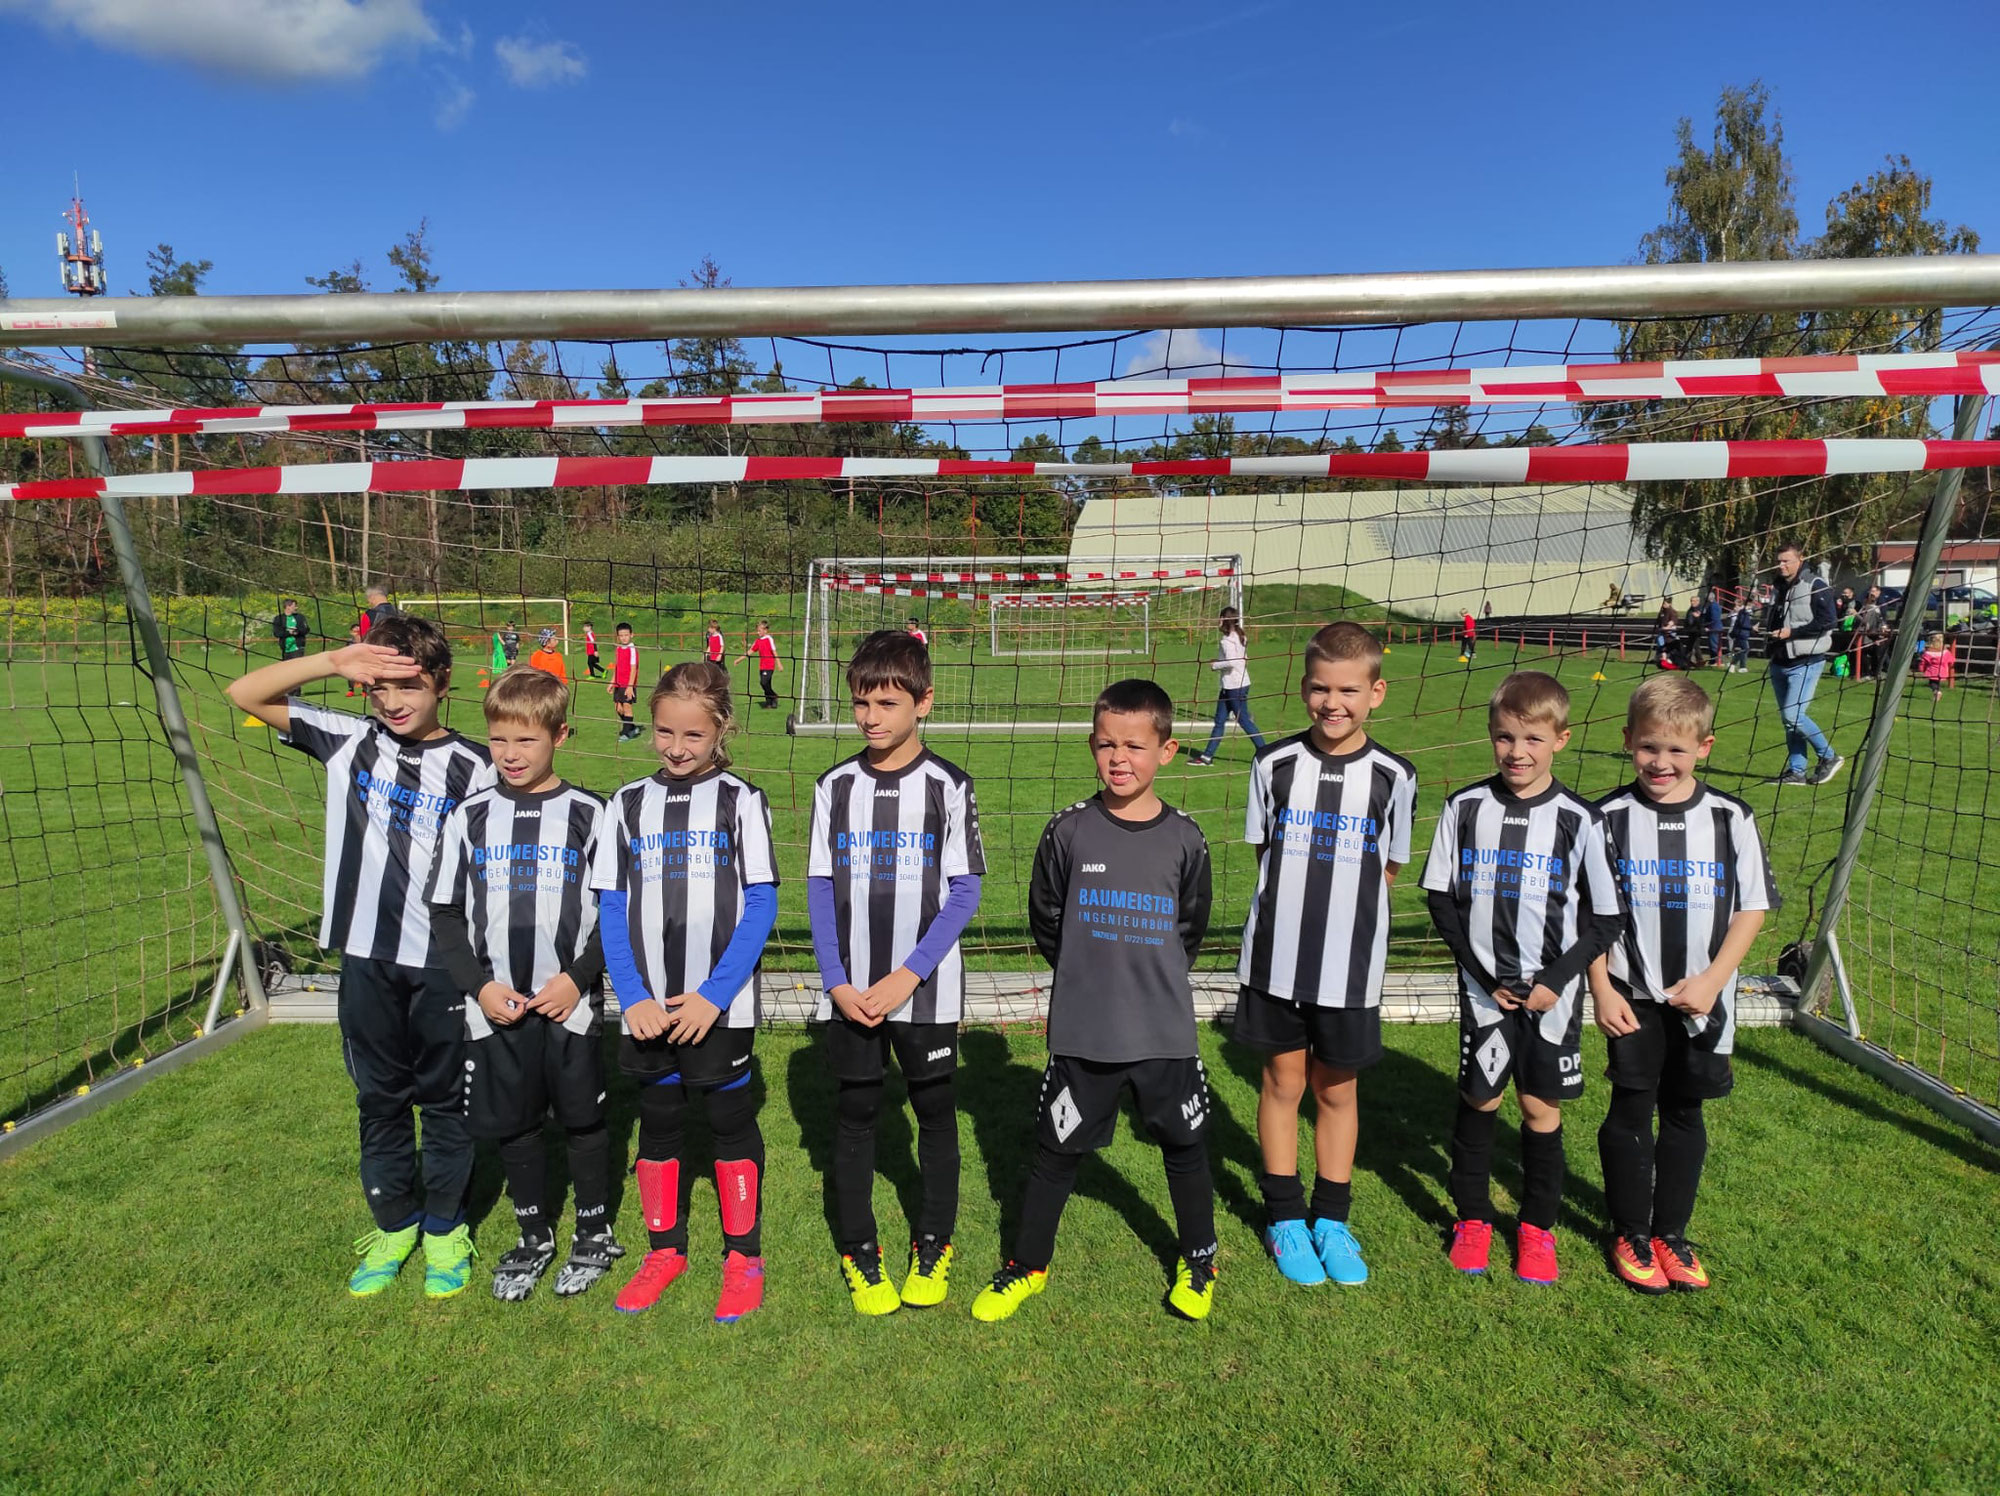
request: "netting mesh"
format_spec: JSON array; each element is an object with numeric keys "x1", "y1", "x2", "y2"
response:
[{"x1": 2, "y1": 302, "x2": 1996, "y2": 1125}]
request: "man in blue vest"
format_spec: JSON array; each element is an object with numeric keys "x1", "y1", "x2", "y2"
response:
[{"x1": 1763, "y1": 544, "x2": 1842, "y2": 787}]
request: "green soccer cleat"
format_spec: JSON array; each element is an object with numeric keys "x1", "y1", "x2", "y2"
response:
[
  {"x1": 840, "y1": 1242, "x2": 903, "y2": 1317},
  {"x1": 1166, "y1": 1257, "x2": 1217, "y2": 1321},
  {"x1": 422, "y1": 1224, "x2": 478, "y2": 1300},
  {"x1": 971, "y1": 1261, "x2": 1047, "y2": 1323},
  {"x1": 900, "y1": 1236, "x2": 953, "y2": 1308},
  {"x1": 348, "y1": 1224, "x2": 420, "y2": 1297}
]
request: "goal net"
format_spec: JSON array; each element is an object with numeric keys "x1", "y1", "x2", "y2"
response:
[
  {"x1": 793, "y1": 555, "x2": 1241, "y2": 734},
  {"x1": 3, "y1": 282, "x2": 1998, "y2": 1143}
]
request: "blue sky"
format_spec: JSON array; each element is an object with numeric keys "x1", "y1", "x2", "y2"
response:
[{"x1": 0, "y1": 0, "x2": 1993, "y2": 309}]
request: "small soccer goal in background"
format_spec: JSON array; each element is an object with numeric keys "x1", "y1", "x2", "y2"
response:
[
  {"x1": 409, "y1": 596, "x2": 572, "y2": 662},
  {"x1": 793, "y1": 555, "x2": 1242, "y2": 735}
]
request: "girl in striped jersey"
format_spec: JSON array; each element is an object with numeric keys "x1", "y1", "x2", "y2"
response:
[
  {"x1": 591, "y1": 662, "x2": 780, "y2": 1322},
  {"x1": 1590, "y1": 675, "x2": 1776, "y2": 1295}
]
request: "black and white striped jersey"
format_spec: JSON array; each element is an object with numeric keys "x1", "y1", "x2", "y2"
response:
[
  {"x1": 282, "y1": 698, "x2": 495, "y2": 963},
  {"x1": 1598, "y1": 781, "x2": 1778, "y2": 1051},
  {"x1": 1237, "y1": 734, "x2": 1418, "y2": 1008},
  {"x1": 427, "y1": 781, "x2": 605, "y2": 1038},
  {"x1": 1419, "y1": 776, "x2": 1623, "y2": 1027},
  {"x1": 589, "y1": 767, "x2": 778, "y2": 1030},
  {"x1": 807, "y1": 750, "x2": 986, "y2": 1025}
]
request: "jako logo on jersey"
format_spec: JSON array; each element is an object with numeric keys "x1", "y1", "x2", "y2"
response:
[
  {"x1": 1319, "y1": 772, "x2": 1345, "y2": 785},
  {"x1": 1656, "y1": 821, "x2": 1686, "y2": 831},
  {"x1": 1080, "y1": 863, "x2": 1107, "y2": 873},
  {"x1": 874, "y1": 788, "x2": 900, "y2": 798},
  {"x1": 662, "y1": 793, "x2": 691, "y2": 805},
  {"x1": 926, "y1": 1047, "x2": 953, "y2": 1062},
  {"x1": 1502, "y1": 816, "x2": 1531, "y2": 827}
]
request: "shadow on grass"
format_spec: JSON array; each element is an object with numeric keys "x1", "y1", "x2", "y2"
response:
[
  {"x1": 782, "y1": 1033, "x2": 928, "y2": 1251},
  {"x1": 1736, "y1": 1037, "x2": 2000, "y2": 1171}
]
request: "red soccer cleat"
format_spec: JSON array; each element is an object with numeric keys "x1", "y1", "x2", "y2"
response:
[
  {"x1": 1611, "y1": 1234, "x2": 1670, "y2": 1295},
  {"x1": 1447, "y1": 1219, "x2": 1493, "y2": 1275},
  {"x1": 1516, "y1": 1224, "x2": 1560, "y2": 1285},
  {"x1": 613, "y1": 1248, "x2": 688, "y2": 1314},
  {"x1": 714, "y1": 1250, "x2": 765, "y2": 1323},
  {"x1": 1651, "y1": 1235, "x2": 1710, "y2": 1292}
]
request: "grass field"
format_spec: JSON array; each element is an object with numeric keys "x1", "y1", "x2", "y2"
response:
[
  {"x1": 4, "y1": 598, "x2": 1998, "y2": 1120},
  {"x1": 2, "y1": 1020, "x2": 1996, "y2": 1492}
]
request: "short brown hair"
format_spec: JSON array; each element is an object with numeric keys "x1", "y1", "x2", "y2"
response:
[
  {"x1": 1092, "y1": 678, "x2": 1174, "y2": 741},
  {"x1": 1303, "y1": 621, "x2": 1384, "y2": 681},
  {"x1": 1489, "y1": 670, "x2": 1569, "y2": 733},
  {"x1": 1626, "y1": 673, "x2": 1714, "y2": 739},
  {"x1": 847, "y1": 629, "x2": 932, "y2": 700},
  {"x1": 484, "y1": 664, "x2": 570, "y2": 734},
  {"x1": 648, "y1": 660, "x2": 738, "y2": 768},
  {"x1": 369, "y1": 613, "x2": 452, "y2": 692}
]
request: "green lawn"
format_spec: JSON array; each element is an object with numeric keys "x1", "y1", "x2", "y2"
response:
[
  {"x1": 1, "y1": 1021, "x2": 1995, "y2": 1493},
  {"x1": 5, "y1": 602, "x2": 1999, "y2": 1119}
]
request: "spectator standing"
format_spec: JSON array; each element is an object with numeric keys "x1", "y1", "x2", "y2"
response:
[{"x1": 1763, "y1": 545, "x2": 1842, "y2": 787}]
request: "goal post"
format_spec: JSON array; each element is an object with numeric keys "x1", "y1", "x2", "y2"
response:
[
  {"x1": 409, "y1": 596, "x2": 571, "y2": 658},
  {"x1": 790, "y1": 554, "x2": 1242, "y2": 736}
]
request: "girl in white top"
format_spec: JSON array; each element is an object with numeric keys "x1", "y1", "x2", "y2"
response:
[{"x1": 1189, "y1": 607, "x2": 1268, "y2": 765}]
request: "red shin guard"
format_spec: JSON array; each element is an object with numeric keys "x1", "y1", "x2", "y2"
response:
[
  {"x1": 635, "y1": 1157, "x2": 680, "y2": 1235},
  {"x1": 715, "y1": 1158, "x2": 760, "y2": 1238}
]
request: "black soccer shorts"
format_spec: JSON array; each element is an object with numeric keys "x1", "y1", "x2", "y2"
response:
[
  {"x1": 820, "y1": 1016, "x2": 959, "y2": 1085},
  {"x1": 1034, "y1": 1053, "x2": 1211, "y2": 1155},
  {"x1": 1457, "y1": 992, "x2": 1585, "y2": 1105},
  {"x1": 610, "y1": 685, "x2": 637, "y2": 705},
  {"x1": 1604, "y1": 997, "x2": 1735, "y2": 1102},
  {"x1": 1232, "y1": 986, "x2": 1384, "y2": 1071},
  {"x1": 466, "y1": 1016, "x2": 607, "y2": 1139},
  {"x1": 619, "y1": 1021, "x2": 755, "y2": 1090}
]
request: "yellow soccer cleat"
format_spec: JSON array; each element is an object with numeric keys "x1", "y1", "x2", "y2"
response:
[
  {"x1": 971, "y1": 1262, "x2": 1047, "y2": 1322},
  {"x1": 900, "y1": 1236, "x2": 953, "y2": 1308},
  {"x1": 1166, "y1": 1256, "x2": 1217, "y2": 1321},
  {"x1": 840, "y1": 1244, "x2": 903, "y2": 1317}
]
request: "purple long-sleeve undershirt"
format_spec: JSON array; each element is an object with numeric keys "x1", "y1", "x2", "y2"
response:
[{"x1": 806, "y1": 873, "x2": 982, "y2": 990}]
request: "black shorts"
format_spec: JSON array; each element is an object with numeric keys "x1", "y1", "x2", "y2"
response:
[
  {"x1": 1458, "y1": 995, "x2": 1585, "y2": 1105},
  {"x1": 1035, "y1": 1054, "x2": 1210, "y2": 1155},
  {"x1": 1605, "y1": 998, "x2": 1734, "y2": 1102},
  {"x1": 1231, "y1": 987, "x2": 1383, "y2": 1070},
  {"x1": 610, "y1": 685, "x2": 637, "y2": 705},
  {"x1": 820, "y1": 1017, "x2": 959, "y2": 1085},
  {"x1": 619, "y1": 1023, "x2": 755, "y2": 1090},
  {"x1": 467, "y1": 1018, "x2": 606, "y2": 1138}
]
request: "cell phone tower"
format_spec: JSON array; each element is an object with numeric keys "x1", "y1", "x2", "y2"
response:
[{"x1": 55, "y1": 177, "x2": 107, "y2": 374}]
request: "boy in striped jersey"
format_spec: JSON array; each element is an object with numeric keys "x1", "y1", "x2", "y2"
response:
[
  {"x1": 1419, "y1": 672, "x2": 1624, "y2": 1285},
  {"x1": 592, "y1": 662, "x2": 780, "y2": 1322},
  {"x1": 428, "y1": 667, "x2": 620, "y2": 1301},
  {"x1": 1590, "y1": 674, "x2": 1776, "y2": 1294},
  {"x1": 807, "y1": 630, "x2": 985, "y2": 1314},
  {"x1": 1233, "y1": 622, "x2": 1417, "y2": 1288},
  {"x1": 227, "y1": 616, "x2": 496, "y2": 1298}
]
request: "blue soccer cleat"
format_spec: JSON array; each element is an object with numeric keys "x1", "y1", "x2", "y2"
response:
[
  {"x1": 1263, "y1": 1220, "x2": 1327, "y2": 1285},
  {"x1": 1312, "y1": 1219, "x2": 1369, "y2": 1285}
]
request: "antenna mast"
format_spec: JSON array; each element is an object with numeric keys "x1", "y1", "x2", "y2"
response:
[{"x1": 56, "y1": 178, "x2": 108, "y2": 373}]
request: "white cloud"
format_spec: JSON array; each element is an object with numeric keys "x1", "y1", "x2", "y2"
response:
[
  {"x1": 494, "y1": 35, "x2": 586, "y2": 87},
  {"x1": 1120, "y1": 330, "x2": 1252, "y2": 380},
  {"x1": 0, "y1": 0, "x2": 440, "y2": 80},
  {"x1": 1167, "y1": 116, "x2": 1207, "y2": 141},
  {"x1": 433, "y1": 74, "x2": 474, "y2": 129}
]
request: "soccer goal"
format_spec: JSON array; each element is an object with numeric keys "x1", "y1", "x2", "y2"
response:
[
  {"x1": 410, "y1": 596, "x2": 571, "y2": 658},
  {"x1": 792, "y1": 555, "x2": 1242, "y2": 735}
]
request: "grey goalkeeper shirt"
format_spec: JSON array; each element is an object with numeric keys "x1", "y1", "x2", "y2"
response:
[{"x1": 1028, "y1": 796, "x2": 1213, "y2": 1063}]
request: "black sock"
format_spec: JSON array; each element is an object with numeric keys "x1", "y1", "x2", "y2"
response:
[
  {"x1": 832, "y1": 1080, "x2": 884, "y2": 1254},
  {"x1": 1308, "y1": 1176, "x2": 1352, "y2": 1225},
  {"x1": 1258, "y1": 1171, "x2": 1306, "y2": 1225},
  {"x1": 497, "y1": 1130, "x2": 552, "y2": 1246},
  {"x1": 703, "y1": 1079, "x2": 764, "y2": 1256},
  {"x1": 1651, "y1": 1100, "x2": 1708, "y2": 1239},
  {"x1": 908, "y1": 1076, "x2": 961, "y2": 1244},
  {"x1": 1597, "y1": 1087, "x2": 1657, "y2": 1240},
  {"x1": 638, "y1": 1081, "x2": 689, "y2": 1251},
  {"x1": 567, "y1": 1123, "x2": 611, "y2": 1238},
  {"x1": 1163, "y1": 1140, "x2": 1217, "y2": 1269},
  {"x1": 1011, "y1": 1146, "x2": 1082, "y2": 1272},
  {"x1": 1448, "y1": 1101, "x2": 1499, "y2": 1224},
  {"x1": 1518, "y1": 1122, "x2": 1566, "y2": 1231}
]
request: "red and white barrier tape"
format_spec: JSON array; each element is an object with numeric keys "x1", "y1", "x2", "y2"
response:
[
  {"x1": 826, "y1": 583, "x2": 1200, "y2": 604},
  {"x1": 826, "y1": 566, "x2": 1234, "y2": 584},
  {"x1": 5, "y1": 351, "x2": 1996, "y2": 441},
  {"x1": 5, "y1": 440, "x2": 1996, "y2": 503}
]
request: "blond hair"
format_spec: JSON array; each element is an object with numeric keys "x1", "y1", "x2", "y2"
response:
[
  {"x1": 1302, "y1": 620, "x2": 1384, "y2": 681},
  {"x1": 1489, "y1": 671, "x2": 1570, "y2": 733},
  {"x1": 1626, "y1": 673, "x2": 1714, "y2": 739},
  {"x1": 648, "y1": 660, "x2": 737, "y2": 768},
  {"x1": 484, "y1": 664, "x2": 570, "y2": 734}
]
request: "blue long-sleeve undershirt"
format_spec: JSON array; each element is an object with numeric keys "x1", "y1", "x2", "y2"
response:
[
  {"x1": 805, "y1": 873, "x2": 982, "y2": 990},
  {"x1": 599, "y1": 883, "x2": 779, "y2": 1013}
]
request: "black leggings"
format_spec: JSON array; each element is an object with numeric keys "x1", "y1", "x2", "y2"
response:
[
  {"x1": 832, "y1": 1076, "x2": 960, "y2": 1253},
  {"x1": 1597, "y1": 1085, "x2": 1707, "y2": 1240},
  {"x1": 495, "y1": 1123, "x2": 611, "y2": 1241},
  {"x1": 1011, "y1": 1139, "x2": 1215, "y2": 1274},
  {"x1": 638, "y1": 1078, "x2": 765, "y2": 1254}
]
